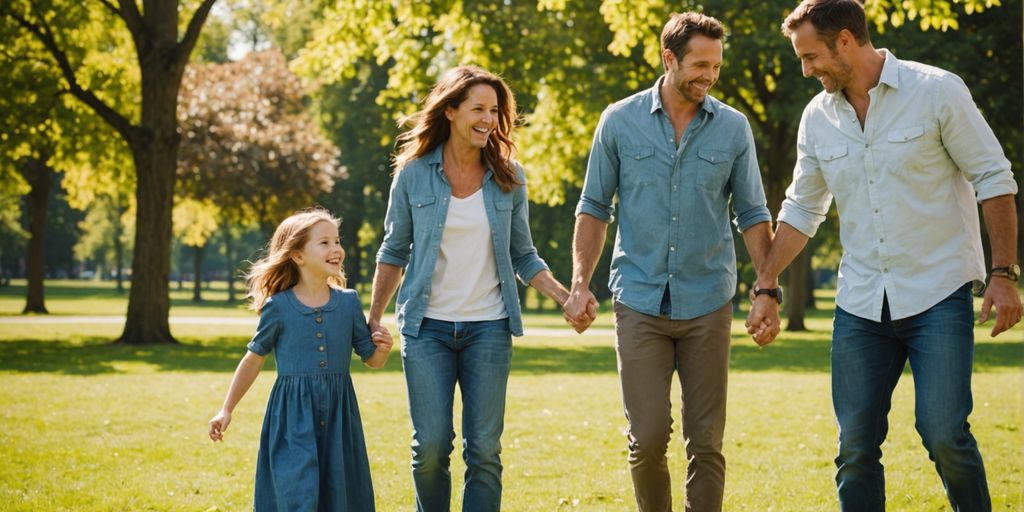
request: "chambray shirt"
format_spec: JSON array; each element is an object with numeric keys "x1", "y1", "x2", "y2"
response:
[
  {"x1": 376, "y1": 144, "x2": 549, "y2": 337},
  {"x1": 577, "y1": 78, "x2": 771, "y2": 320},
  {"x1": 779, "y1": 50, "x2": 1017, "y2": 321}
]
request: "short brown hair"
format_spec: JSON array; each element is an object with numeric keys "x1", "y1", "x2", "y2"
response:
[
  {"x1": 782, "y1": 0, "x2": 871, "y2": 49},
  {"x1": 661, "y1": 12, "x2": 725, "y2": 65}
]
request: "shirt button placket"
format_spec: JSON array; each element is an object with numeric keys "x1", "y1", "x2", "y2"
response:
[{"x1": 315, "y1": 309, "x2": 326, "y2": 369}]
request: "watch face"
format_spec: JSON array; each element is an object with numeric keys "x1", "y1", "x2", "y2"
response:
[{"x1": 1011, "y1": 263, "x2": 1022, "y2": 278}]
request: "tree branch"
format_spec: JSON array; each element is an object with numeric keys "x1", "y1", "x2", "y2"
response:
[
  {"x1": 97, "y1": 0, "x2": 119, "y2": 17},
  {"x1": 2, "y1": 7, "x2": 136, "y2": 142},
  {"x1": 178, "y1": 0, "x2": 217, "y2": 64},
  {"x1": 115, "y1": 0, "x2": 144, "y2": 34}
]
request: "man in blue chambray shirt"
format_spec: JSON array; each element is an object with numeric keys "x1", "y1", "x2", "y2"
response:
[
  {"x1": 746, "y1": 1, "x2": 1020, "y2": 510},
  {"x1": 563, "y1": 12, "x2": 775, "y2": 512}
]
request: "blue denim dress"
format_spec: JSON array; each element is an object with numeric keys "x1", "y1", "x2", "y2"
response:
[{"x1": 247, "y1": 287, "x2": 378, "y2": 511}]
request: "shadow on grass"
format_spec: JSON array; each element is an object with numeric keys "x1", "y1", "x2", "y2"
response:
[{"x1": 2, "y1": 334, "x2": 1018, "y2": 375}]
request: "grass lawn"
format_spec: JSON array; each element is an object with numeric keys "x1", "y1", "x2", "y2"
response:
[{"x1": 0, "y1": 281, "x2": 1021, "y2": 510}]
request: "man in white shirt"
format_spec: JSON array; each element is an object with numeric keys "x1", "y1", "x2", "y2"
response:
[{"x1": 746, "y1": 0, "x2": 1021, "y2": 510}]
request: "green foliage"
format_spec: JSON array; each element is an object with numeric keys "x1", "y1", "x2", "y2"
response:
[{"x1": 864, "y1": 0, "x2": 1002, "y2": 32}]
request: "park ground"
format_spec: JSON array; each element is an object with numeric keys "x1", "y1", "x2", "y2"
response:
[{"x1": 0, "y1": 280, "x2": 1021, "y2": 511}]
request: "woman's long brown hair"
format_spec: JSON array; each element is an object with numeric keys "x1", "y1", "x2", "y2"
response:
[{"x1": 393, "y1": 66, "x2": 521, "y2": 192}]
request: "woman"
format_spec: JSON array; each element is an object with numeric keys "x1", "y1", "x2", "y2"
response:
[{"x1": 367, "y1": 66, "x2": 592, "y2": 511}]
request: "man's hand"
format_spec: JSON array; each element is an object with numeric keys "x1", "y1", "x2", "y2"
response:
[
  {"x1": 979, "y1": 277, "x2": 1022, "y2": 337},
  {"x1": 745, "y1": 295, "x2": 781, "y2": 346},
  {"x1": 563, "y1": 287, "x2": 599, "y2": 333}
]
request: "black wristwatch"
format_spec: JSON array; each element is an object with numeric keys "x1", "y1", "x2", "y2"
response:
[
  {"x1": 991, "y1": 264, "x2": 1021, "y2": 282},
  {"x1": 752, "y1": 285, "x2": 784, "y2": 304}
]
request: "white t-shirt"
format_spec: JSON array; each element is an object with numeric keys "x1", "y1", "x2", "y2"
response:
[{"x1": 424, "y1": 188, "x2": 508, "y2": 321}]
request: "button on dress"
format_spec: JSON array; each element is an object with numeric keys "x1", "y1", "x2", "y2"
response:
[{"x1": 246, "y1": 288, "x2": 378, "y2": 511}]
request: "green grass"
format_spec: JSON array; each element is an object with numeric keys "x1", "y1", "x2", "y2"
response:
[
  {"x1": 0, "y1": 281, "x2": 1021, "y2": 510},
  {"x1": 0, "y1": 279, "x2": 254, "y2": 317}
]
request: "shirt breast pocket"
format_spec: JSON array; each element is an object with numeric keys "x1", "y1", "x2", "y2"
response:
[
  {"x1": 815, "y1": 143, "x2": 849, "y2": 175},
  {"x1": 494, "y1": 196, "x2": 513, "y2": 224},
  {"x1": 409, "y1": 194, "x2": 437, "y2": 226},
  {"x1": 695, "y1": 148, "x2": 731, "y2": 191},
  {"x1": 618, "y1": 146, "x2": 657, "y2": 188},
  {"x1": 886, "y1": 125, "x2": 926, "y2": 171},
  {"x1": 814, "y1": 143, "x2": 852, "y2": 194}
]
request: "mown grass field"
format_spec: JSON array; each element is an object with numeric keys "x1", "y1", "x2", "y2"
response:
[{"x1": 0, "y1": 280, "x2": 1021, "y2": 510}]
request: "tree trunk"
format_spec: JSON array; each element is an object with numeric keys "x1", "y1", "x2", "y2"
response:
[
  {"x1": 192, "y1": 244, "x2": 204, "y2": 302},
  {"x1": 758, "y1": 124, "x2": 812, "y2": 331},
  {"x1": 785, "y1": 248, "x2": 811, "y2": 332},
  {"x1": 113, "y1": 196, "x2": 125, "y2": 293},
  {"x1": 341, "y1": 208, "x2": 363, "y2": 289},
  {"x1": 22, "y1": 157, "x2": 52, "y2": 314},
  {"x1": 224, "y1": 224, "x2": 236, "y2": 302},
  {"x1": 117, "y1": 88, "x2": 180, "y2": 344}
]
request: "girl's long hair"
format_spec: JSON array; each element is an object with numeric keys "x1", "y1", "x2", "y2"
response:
[
  {"x1": 245, "y1": 207, "x2": 346, "y2": 312},
  {"x1": 392, "y1": 65, "x2": 522, "y2": 192}
]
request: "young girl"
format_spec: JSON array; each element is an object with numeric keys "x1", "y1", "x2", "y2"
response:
[{"x1": 208, "y1": 207, "x2": 392, "y2": 511}]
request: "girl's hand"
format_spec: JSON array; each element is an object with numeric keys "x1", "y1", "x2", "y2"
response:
[
  {"x1": 371, "y1": 326, "x2": 393, "y2": 353},
  {"x1": 208, "y1": 410, "x2": 231, "y2": 442}
]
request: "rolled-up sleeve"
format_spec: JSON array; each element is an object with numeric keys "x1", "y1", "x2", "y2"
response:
[
  {"x1": 935, "y1": 75, "x2": 1017, "y2": 202},
  {"x1": 778, "y1": 112, "x2": 833, "y2": 238},
  {"x1": 246, "y1": 299, "x2": 280, "y2": 356},
  {"x1": 730, "y1": 121, "x2": 772, "y2": 232},
  {"x1": 376, "y1": 169, "x2": 414, "y2": 267},
  {"x1": 510, "y1": 168, "x2": 549, "y2": 284},
  {"x1": 576, "y1": 108, "x2": 619, "y2": 222}
]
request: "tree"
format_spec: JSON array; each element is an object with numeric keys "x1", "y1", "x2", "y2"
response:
[
  {"x1": 74, "y1": 193, "x2": 133, "y2": 289},
  {"x1": 3, "y1": 0, "x2": 218, "y2": 344},
  {"x1": 0, "y1": 171, "x2": 27, "y2": 286},
  {"x1": 1, "y1": 9, "x2": 121, "y2": 311},
  {"x1": 176, "y1": 49, "x2": 343, "y2": 297},
  {"x1": 172, "y1": 198, "x2": 218, "y2": 301}
]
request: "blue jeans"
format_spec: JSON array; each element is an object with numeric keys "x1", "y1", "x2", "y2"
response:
[
  {"x1": 831, "y1": 283, "x2": 990, "y2": 512},
  {"x1": 401, "y1": 317, "x2": 512, "y2": 512}
]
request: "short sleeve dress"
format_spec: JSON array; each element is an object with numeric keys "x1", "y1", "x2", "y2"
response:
[{"x1": 247, "y1": 287, "x2": 378, "y2": 511}]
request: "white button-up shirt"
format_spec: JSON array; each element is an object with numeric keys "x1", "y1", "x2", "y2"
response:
[{"x1": 779, "y1": 50, "x2": 1017, "y2": 321}]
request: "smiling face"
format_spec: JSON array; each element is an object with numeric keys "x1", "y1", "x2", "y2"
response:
[
  {"x1": 790, "y1": 22, "x2": 854, "y2": 93},
  {"x1": 294, "y1": 220, "x2": 344, "y2": 279},
  {"x1": 444, "y1": 83, "x2": 499, "y2": 150},
  {"x1": 664, "y1": 34, "x2": 722, "y2": 105}
]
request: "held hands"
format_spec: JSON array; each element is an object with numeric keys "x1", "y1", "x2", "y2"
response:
[
  {"x1": 979, "y1": 277, "x2": 1023, "y2": 337},
  {"x1": 371, "y1": 323, "x2": 394, "y2": 354},
  {"x1": 562, "y1": 287, "x2": 599, "y2": 333},
  {"x1": 745, "y1": 293, "x2": 781, "y2": 346},
  {"x1": 208, "y1": 409, "x2": 231, "y2": 442}
]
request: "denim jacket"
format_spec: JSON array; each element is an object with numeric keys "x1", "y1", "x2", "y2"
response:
[{"x1": 377, "y1": 144, "x2": 549, "y2": 337}]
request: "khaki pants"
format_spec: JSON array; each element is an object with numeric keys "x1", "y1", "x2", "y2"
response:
[{"x1": 613, "y1": 300, "x2": 732, "y2": 512}]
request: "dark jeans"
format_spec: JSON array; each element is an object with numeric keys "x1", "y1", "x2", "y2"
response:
[{"x1": 831, "y1": 284, "x2": 990, "y2": 511}]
